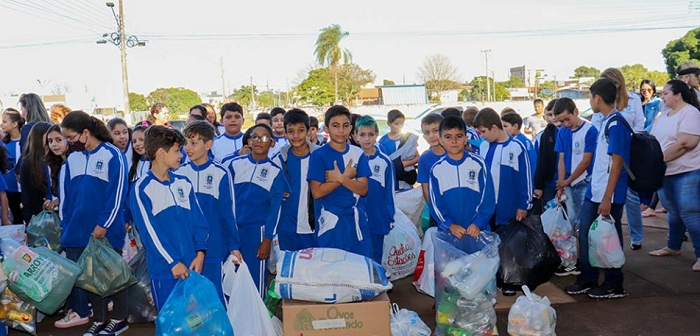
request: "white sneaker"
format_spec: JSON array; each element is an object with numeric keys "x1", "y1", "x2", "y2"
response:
[{"x1": 54, "y1": 310, "x2": 90, "y2": 328}]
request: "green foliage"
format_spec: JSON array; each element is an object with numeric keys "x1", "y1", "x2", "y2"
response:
[
  {"x1": 229, "y1": 85, "x2": 259, "y2": 109},
  {"x1": 662, "y1": 28, "x2": 700, "y2": 78},
  {"x1": 147, "y1": 87, "x2": 201, "y2": 119},
  {"x1": 573, "y1": 66, "x2": 601, "y2": 78},
  {"x1": 619, "y1": 64, "x2": 670, "y2": 91},
  {"x1": 504, "y1": 76, "x2": 525, "y2": 88},
  {"x1": 383, "y1": 79, "x2": 395, "y2": 85},
  {"x1": 465, "y1": 76, "x2": 509, "y2": 101},
  {"x1": 296, "y1": 64, "x2": 375, "y2": 106},
  {"x1": 314, "y1": 24, "x2": 352, "y2": 70},
  {"x1": 128, "y1": 92, "x2": 148, "y2": 111},
  {"x1": 538, "y1": 80, "x2": 557, "y2": 99}
]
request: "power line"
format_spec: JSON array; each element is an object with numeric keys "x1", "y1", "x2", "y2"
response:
[{"x1": 2, "y1": 0, "x2": 107, "y2": 33}]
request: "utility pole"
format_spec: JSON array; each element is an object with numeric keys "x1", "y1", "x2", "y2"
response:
[
  {"x1": 250, "y1": 77, "x2": 256, "y2": 112},
  {"x1": 98, "y1": 1, "x2": 145, "y2": 122},
  {"x1": 220, "y1": 56, "x2": 227, "y2": 103},
  {"x1": 481, "y1": 50, "x2": 491, "y2": 102}
]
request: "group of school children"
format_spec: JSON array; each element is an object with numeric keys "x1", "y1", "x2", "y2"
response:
[{"x1": 0, "y1": 72, "x2": 662, "y2": 335}]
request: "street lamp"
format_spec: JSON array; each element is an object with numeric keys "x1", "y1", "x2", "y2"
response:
[{"x1": 96, "y1": 0, "x2": 146, "y2": 122}]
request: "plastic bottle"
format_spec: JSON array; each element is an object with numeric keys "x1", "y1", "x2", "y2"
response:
[{"x1": 0, "y1": 305, "x2": 33, "y2": 323}]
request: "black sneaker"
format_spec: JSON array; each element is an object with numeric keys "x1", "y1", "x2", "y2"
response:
[
  {"x1": 555, "y1": 265, "x2": 581, "y2": 276},
  {"x1": 630, "y1": 243, "x2": 642, "y2": 251},
  {"x1": 98, "y1": 319, "x2": 129, "y2": 335},
  {"x1": 587, "y1": 284, "x2": 627, "y2": 299},
  {"x1": 83, "y1": 322, "x2": 106, "y2": 336},
  {"x1": 565, "y1": 281, "x2": 596, "y2": 295}
]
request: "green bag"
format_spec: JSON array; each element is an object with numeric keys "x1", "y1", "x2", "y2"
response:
[
  {"x1": 76, "y1": 237, "x2": 136, "y2": 297},
  {"x1": 26, "y1": 211, "x2": 62, "y2": 253}
]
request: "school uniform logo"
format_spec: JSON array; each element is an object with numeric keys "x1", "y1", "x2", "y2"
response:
[
  {"x1": 177, "y1": 188, "x2": 186, "y2": 201},
  {"x1": 508, "y1": 153, "x2": 514, "y2": 162},
  {"x1": 260, "y1": 168, "x2": 269, "y2": 179},
  {"x1": 373, "y1": 165, "x2": 380, "y2": 173},
  {"x1": 206, "y1": 175, "x2": 213, "y2": 185},
  {"x1": 469, "y1": 170, "x2": 476, "y2": 181},
  {"x1": 96, "y1": 160, "x2": 104, "y2": 170}
]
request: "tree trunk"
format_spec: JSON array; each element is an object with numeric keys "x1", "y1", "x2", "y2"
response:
[{"x1": 334, "y1": 67, "x2": 339, "y2": 105}]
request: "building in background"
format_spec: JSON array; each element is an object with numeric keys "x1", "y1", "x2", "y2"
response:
[{"x1": 380, "y1": 84, "x2": 428, "y2": 105}]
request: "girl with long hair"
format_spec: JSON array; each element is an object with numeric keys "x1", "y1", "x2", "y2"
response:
[
  {"x1": 18, "y1": 122, "x2": 52, "y2": 222},
  {"x1": 107, "y1": 118, "x2": 133, "y2": 168},
  {"x1": 43, "y1": 125, "x2": 68, "y2": 210},
  {"x1": 128, "y1": 124, "x2": 150, "y2": 182},
  {"x1": 56, "y1": 111, "x2": 129, "y2": 335},
  {"x1": 18, "y1": 93, "x2": 51, "y2": 152},
  {"x1": 1, "y1": 108, "x2": 25, "y2": 223}
]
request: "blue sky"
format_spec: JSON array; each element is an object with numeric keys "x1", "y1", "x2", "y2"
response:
[{"x1": 0, "y1": 0, "x2": 697, "y2": 107}]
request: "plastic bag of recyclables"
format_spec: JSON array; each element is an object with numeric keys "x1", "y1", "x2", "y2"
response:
[
  {"x1": 508, "y1": 285, "x2": 557, "y2": 336},
  {"x1": 274, "y1": 248, "x2": 392, "y2": 303}
]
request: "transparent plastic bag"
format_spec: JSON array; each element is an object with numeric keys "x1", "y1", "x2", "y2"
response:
[
  {"x1": 127, "y1": 249, "x2": 157, "y2": 323},
  {"x1": 395, "y1": 187, "x2": 425, "y2": 237},
  {"x1": 412, "y1": 227, "x2": 437, "y2": 297},
  {"x1": 76, "y1": 237, "x2": 137, "y2": 297},
  {"x1": 541, "y1": 206, "x2": 577, "y2": 268},
  {"x1": 390, "y1": 303, "x2": 431, "y2": 336},
  {"x1": 25, "y1": 211, "x2": 62, "y2": 253},
  {"x1": 382, "y1": 208, "x2": 422, "y2": 280},
  {"x1": 0, "y1": 288, "x2": 36, "y2": 335},
  {"x1": 433, "y1": 231, "x2": 501, "y2": 336},
  {"x1": 508, "y1": 285, "x2": 557, "y2": 336},
  {"x1": 274, "y1": 248, "x2": 392, "y2": 303},
  {"x1": 588, "y1": 215, "x2": 625, "y2": 268},
  {"x1": 0, "y1": 262, "x2": 6, "y2": 294},
  {"x1": 1, "y1": 239, "x2": 82, "y2": 315},
  {"x1": 267, "y1": 235, "x2": 281, "y2": 274},
  {"x1": 156, "y1": 272, "x2": 233, "y2": 336},
  {"x1": 0, "y1": 226, "x2": 25, "y2": 245}
]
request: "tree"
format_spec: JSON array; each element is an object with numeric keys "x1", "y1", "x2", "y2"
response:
[
  {"x1": 573, "y1": 66, "x2": 601, "y2": 79},
  {"x1": 257, "y1": 91, "x2": 275, "y2": 108},
  {"x1": 538, "y1": 80, "x2": 557, "y2": 99},
  {"x1": 662, "y1": 28, "x2": 700, "y2": 78},
  {"x1": 129, "y1": 92, "x2": 148, "y2": 111},
  {"x1": 230, "y1": 85, "x2": 258, "y2": 109},
  {"x1": 50, "y1": 82, "x2": 71, "y2": 95},
  {"x1": 619, "y1": 64, "x2": 670, "y2": 91},
  {"x1": 417, "y1": 54, "x2": 461, "y2": 103},
  {"x1": 314, "y1": 24, "x2": 352, "y2": 104},
  {"x1": 466, "y1": 76, "x2": 509, "y2": 102},
  {"x1": 296, "y1": 64, "x2": 375, "y2": 106},
  {"x1": 504, "y1": 76, "x2": 525, "y2": 88},
  {"x1": 147, "y1": 87, "x2": 201, "y2": 119},
  {"x1": 383, "y1": 79, "x2": 395, "y2": 86}
]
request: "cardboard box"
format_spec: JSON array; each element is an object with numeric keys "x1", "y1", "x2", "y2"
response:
[{"x1": 282, "y1": 293, "x2": 391, "y2": 336}]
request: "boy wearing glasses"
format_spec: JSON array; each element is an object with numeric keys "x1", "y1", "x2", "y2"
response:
[
  {"x1": 308, "y1": 106, "x2": 373, "y2": 258},
  {"x1": 225, "y1": 124, "x2": 286, "y2": 297}
]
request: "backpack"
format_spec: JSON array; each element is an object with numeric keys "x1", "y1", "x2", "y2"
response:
[{"x1": 604, "y1": 114, "x2": 666, "y2": 193}]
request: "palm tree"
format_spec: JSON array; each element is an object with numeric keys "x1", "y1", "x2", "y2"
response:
[{"x1": 314, "y1": 24, "x2": 351, "y2": 104}]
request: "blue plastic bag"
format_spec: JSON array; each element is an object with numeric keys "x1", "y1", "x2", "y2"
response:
[{"x1": 156, "y1": 272, "x2": 233, "y2": 336}]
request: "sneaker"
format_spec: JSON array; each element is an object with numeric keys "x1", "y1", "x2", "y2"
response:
[
  {"x1": 555, "y1": 265, "x2": 581, "y2": 276},
  {"x1": 587, "y1": 284, "x2": 627, "y2": 299},
  {"x1": 565, "y1": 281, "x2": 596, "y2": 295},
  {"x1": 54, "y1": 311, "x2": 90, "y2": 329},
  {"x1": 99, "y1": 319, "x2": 129, "y2": 335},
  {"x1": 498, "y1": 287, "x2": 517, "y2": 296},
  {"x1": 630, "y1": 243, "x2": 642, "y2": 251},
  {"x1": 648, "y1": 247, "x2": 681, "y2": 257},
  {"x1": 693, "y1": 259, "x2": 700, "y2": 272},
  {"x1": 83, "y1": 322, "x2": 106, "y2": 336}
]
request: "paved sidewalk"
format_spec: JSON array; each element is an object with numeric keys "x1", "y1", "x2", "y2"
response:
[{"x1": 14, "y1": 215, "x2": 700, "y2": 335}]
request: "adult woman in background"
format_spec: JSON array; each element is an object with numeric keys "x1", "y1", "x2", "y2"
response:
[
  {"x1": 148, "y1": 102, "x2": 170, "y2": 127},
  {"x1": 648, "y1": 80, "x2": 700, "y2": 272},
  {"x1": 592, "y1": 68, "x2": 645, "y2": 250}
]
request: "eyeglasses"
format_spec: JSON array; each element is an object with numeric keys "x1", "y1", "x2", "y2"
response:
[{"x1": 249, "y1": 135, "x2": 270, "y2": 143}]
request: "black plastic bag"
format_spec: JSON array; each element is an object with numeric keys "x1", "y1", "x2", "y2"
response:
[{"x1": 496, "y1": 215, "x2": 561, "y2": 291}]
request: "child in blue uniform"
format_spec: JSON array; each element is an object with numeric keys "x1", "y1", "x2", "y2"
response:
[
  {"x1": 272, "y1": 109, "x2": 319, "y2": 251},
  {"x1": 129, "y1": 126, "x2": 209, "y2": 311},
  {"x1": 417, "y1": 113, "x2": 445, "y2": 228},
  {"x1": 176, "y1": 121, "x2": 242, "y2": 304},
  {"x1": 212, "y1": 102, "x2": 245, "y2": 161},
  {"x1": 430, "y1": 116, "x2": 496, "y2": 237},
  {"x1": 474, "y1": 108, "x2": 533, "y2": 228},
  {"x1": 59, "y1": 111, "x2": 129, "y2": 335},
  {"x1": 1, "y1": 108, "x2": 24, "y2": 224},
  {"x1": 269, "y1": 107, "x2": 289, "y2": 157},
  {"x1": 308, "y1": 106, "x2": 373, "y2": 258},
  {"x1": 501, "y1": 112, "x2": 538, "y2": 179},
  {"x1": 355, "y1": 115, "x2": 396, "y2": 263},
  {"x1": 226, "y1": 124, "x2": 286, "y2": 297}
]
